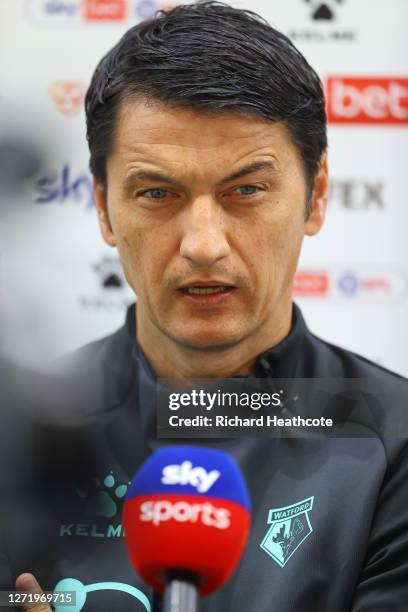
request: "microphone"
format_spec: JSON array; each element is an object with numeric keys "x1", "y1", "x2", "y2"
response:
[{"x1": 123, "y1": 445, "x2": 251, "y2": 611}]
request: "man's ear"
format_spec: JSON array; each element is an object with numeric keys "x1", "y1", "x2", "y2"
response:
[
  {"x1": 304, "y1": 152, "x2": 329, "y2": 236},
  {"x1": 93, "y1": 178, "x2": 116, "y2": 247}
]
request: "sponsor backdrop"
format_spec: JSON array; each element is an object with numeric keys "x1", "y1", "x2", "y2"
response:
[{"x1": 0, "y1": 0, "x2": 407, "y2": 375}]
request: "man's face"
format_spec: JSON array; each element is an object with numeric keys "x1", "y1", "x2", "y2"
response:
[{"x1": 95, "y1": 100, "x2": 327, "y2": 351}]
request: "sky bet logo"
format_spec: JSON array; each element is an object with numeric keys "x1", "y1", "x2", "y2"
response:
[
  {"x1": 84, "y1": 0, "x2": 127, "y2": 22},
  {"x1": 27, "y1": 0, "x2": 127, "y2": 24},
  {"x1": 27, "y1": 0, "x2": 159, "y2": 24},
  {"x1": 161, "y1": 461, "x2": 221, "y2": 493},
  {"x1": 326, "y1": 77, "x2": 408, "y2": 125}
]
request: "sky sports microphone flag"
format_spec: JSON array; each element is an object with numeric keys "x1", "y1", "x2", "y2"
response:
[{"x1": 123, "y1": 446, "x2": 251, "y2": 597}]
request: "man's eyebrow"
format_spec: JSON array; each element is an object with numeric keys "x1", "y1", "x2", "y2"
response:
[
  {"x1": 123, "y1": 169, "x2": 183, "y2": 190},
  {"x1": 219, "y1": 160, "x2": 277, "y2": 184},
  {"x1": 123, "y1": 160, "x2": 277, "y2": 190}
]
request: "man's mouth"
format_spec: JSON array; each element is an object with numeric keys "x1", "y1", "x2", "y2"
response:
[
  {"x1": 183, "y1": 286, "x2": 231, "y2": 295},
  {"x1": 177, "y1": 282, "x2": 236, "y2": 302}
]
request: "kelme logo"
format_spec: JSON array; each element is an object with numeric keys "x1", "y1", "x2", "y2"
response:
[
  {"x1": 260, "y1": 496, "x2": 314, "y2": 567},
  {"x1": 75, "y1": 472, "x2": 129, "y2": 519},
  {"x1": 59, "y1": 472, "x2": 130, "y2": 538}
]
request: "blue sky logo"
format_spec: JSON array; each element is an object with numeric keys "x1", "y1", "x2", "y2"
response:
[
  {"x1": 34, "y1": 164, "x2": 94, "y2": 209},
  {"x1": 27, "y1": 1, "x2": 82, "y2": 25},
  {"x1": 44, "y1": 1, "x2": 80, "y2": 16}
]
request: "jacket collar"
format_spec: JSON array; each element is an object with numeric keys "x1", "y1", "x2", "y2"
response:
[{"x1": 125, "y1": 301, "x2": 309, "y2": 380}]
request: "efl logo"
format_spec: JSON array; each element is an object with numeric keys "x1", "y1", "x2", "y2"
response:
[
  {"x1": 293, "y1": 271, "x2": 330, "y2": 297},
  {"x1": 83, "y1": 0, "x2": 127, "y2": 21},
  {"x1": 49, "y1": 80, "x2": 85, "y2": 116},
  {"x1": 326, "y1": 77, "x2": 408, "y2": 125},
  {"x1": 337, "y1": 272, "x2": 391, "y2": 297},
  {"x1": 334, "y1": 266, "x2": 407, "y2": 304}
]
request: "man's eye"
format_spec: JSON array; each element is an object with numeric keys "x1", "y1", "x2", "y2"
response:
[
  {"x1": 139, "y1": 188, "x2": 169, "y2": 199},
  {"x1": 233, "y1": 185, "x2": 261, "y2": 196}
]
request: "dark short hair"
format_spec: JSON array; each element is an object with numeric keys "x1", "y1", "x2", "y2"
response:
[{"x1": 85, "y1": 1, "x2": 327, "y2": 200}]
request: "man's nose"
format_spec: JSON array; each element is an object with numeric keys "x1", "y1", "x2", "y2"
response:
[{"x1": 179, "y1": 196, "x2": 231, "y2": 266}]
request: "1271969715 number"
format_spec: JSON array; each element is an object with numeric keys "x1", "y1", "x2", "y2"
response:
[{"x1": 4, "y1": 590, "x2": 74, "y2": 606}]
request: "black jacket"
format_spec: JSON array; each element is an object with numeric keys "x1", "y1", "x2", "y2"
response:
[{"x1": 0, "y1": 303, "x2": 407, "y2": 611}]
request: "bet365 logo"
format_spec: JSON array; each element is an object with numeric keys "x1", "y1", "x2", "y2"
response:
[{"x1": 326, "y1": 77, "x2": 408, "y2": 125}]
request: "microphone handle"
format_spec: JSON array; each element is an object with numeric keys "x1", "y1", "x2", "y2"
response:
[{"x1": 163, "y1": 578, "x2": 199, "y2": 612}]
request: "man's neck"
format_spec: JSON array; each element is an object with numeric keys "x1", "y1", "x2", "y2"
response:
[{"x1": 135, "y1": 306, "x2": 293, "y2": 379}]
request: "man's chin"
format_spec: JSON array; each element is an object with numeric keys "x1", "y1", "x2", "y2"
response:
[{"x1": 165, "y1": 324, "x2": 247, "y2": 353}]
